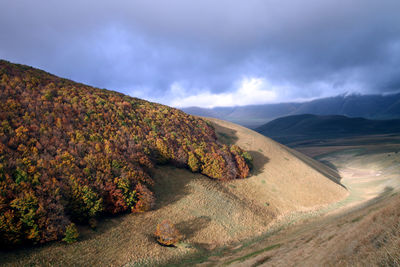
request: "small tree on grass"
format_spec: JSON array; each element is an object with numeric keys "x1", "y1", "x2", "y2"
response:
[
  {"x1": 155, "y1": 220, "x2": 181, "y2": 246},
  {"x1": 62, "y1": 223, "x2": 79, "y2": 244}
]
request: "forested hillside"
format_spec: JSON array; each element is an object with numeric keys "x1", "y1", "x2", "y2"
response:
[{"x1": 0, "y1": 60, "x2": 251, "y2": 247}]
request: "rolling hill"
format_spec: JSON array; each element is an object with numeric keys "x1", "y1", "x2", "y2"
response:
[
  {"x1": 255, "y1": 114, "x2": 400, "y2": 145},
  {"x1": 0, "y1": 60, "x2": 252, "y2": 247},
  {"x1": 0, "y1": 117, "x2": 348, "y2": 266},
  {"x1": 182, "y1": 93, "x2": 400, "y2": 128},
  {"x1": 0, "y1": 59, "x2": 352, "y2": 266}
]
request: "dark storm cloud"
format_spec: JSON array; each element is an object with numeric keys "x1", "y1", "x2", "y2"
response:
[{"x1": 0, "y1": 0, "x2": 399, "y2": 107}]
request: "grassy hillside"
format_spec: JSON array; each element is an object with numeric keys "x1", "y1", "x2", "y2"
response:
[
  {"x1": 211, "y1": 146, "x2": 400, "y2": 266},
  {"x1": 0, "y1": 60, "x2": 251, "y2": 247},
  {"x1": 256, "y1": 114, "x2": 400, "y2": 145},
  {"x1": 0, "y1": 117, "x2": 347, "y2": 266}
]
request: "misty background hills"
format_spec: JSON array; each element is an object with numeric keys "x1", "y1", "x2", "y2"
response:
[
  {"x1": 182, "y1": 93, "x2": 400, "y2": 128},
  {"x1": 255, "y1": 114, "x2": 400, "y2": 145}
]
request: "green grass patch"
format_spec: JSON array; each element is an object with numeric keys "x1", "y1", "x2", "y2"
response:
[{"x1": 223, "y1": 244, "x2": 281, "y2": 265}]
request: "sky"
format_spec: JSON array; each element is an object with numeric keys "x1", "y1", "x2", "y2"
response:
[{"x1": 1, "y1": 1, "x2": 400, "y2": 108}]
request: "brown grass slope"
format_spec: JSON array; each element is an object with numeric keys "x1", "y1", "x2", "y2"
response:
[
  {"x1": 224, "y1": 192, "x2": 400, "y2": 267},
  {"x1": 215, "y1": 144, "x2": 400, "y2": 267},
  {"x1": 0, "y1": 118, "x2": 347, "y2": 266},
  {"x1": 208, "y1": 118, "x2": 347, "y2": 215}
]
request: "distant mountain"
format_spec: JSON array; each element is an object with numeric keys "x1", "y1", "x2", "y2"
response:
[
  {"x1": 182, "y1": 93, "x2": 400, "y2": 128},
  {"x1": 255, "y1": 114, "x2": 400, "y2": 144}
]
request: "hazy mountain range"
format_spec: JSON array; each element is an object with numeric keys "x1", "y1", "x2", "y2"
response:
[
  {"x1": 182, "y1": 93, "x2": 400, "y2": 128},
  {"x1": 255, "y1": 114, "x2": 400, "y2": 145}
]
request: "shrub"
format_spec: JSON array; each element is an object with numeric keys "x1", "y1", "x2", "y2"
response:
[
  {"x1": 62, "y1": 223, "x2": 79, "y2": 244},
  {"x1": 187, "y1": 152, "x2": 200, "y2": 172},
  {"x1": 230, "y1": 145, "x2": 253, "y2": 173},
  {"x1": 132, "y1": 184, "x2": 155, "y2": 212},
  {"x1": 154, "y1": 220, "x2": 181, "y2": 246}
]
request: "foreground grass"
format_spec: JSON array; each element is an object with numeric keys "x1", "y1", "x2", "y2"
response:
[{"x1": 223, "y1": 244, "x2": 281, "y2": 266}]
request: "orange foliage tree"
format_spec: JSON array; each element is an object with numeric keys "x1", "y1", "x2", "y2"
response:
[{"x1": 154, "y1": 220, "x2": 181, "y2": 246}]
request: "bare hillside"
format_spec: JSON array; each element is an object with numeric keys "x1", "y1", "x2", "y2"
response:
[{"x1": 208, "y1": 118, "x2": 347, "y2": 215}]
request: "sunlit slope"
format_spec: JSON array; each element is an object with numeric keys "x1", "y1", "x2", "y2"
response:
[
  {"x1": 216, "y1": 148, "x2": 400, "y2": 267},
  {"x1": 208, "y1": 117, "x2": 348, "y2": 215}
]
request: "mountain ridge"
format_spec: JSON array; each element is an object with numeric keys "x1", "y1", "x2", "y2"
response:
[
  {"x1": 255, "y1": 114, "x2": 400, "y2": 145},
  {"x1": 182, "y1": 93, "x2": 400, "y2": 128}
]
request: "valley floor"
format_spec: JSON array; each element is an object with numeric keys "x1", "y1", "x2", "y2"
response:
[{"x1": 198, "y1": 142, "x2": 400, "y2": 266}]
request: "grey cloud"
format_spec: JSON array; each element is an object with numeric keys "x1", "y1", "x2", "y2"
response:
[{"x1": 0, "y1": 0, "x2": 399, "y2": 105}]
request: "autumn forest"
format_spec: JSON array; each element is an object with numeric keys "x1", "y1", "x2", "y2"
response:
[{"x1": 0, "y1": 60, "x2": 252, "y2": 247}]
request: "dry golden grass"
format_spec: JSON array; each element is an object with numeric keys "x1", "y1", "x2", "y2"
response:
[
  {"x1": 0, "y1": 118, "x2": 347, "y2": 266},
  {"x1": 214, "y1": 146, "x2": 400, "y2": 267},
  {"x1": 208, "y1": 118, "x2": 347, "y2": 215}
]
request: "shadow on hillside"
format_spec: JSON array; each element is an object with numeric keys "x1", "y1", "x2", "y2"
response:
[
  {"x1": 311, "y1": 159, "x2": 346, "y2": 189},
  {"x1": 248, "y1": 150, "x2": 270, "y2": 176},
  {"x1": 319, "y1": 159, "x2": 339, "y2": 173},
  {"x1": 143, "y1": 216, "x2": 211, "y2": 246},
  {"x1": 176, "y1": 216, "x2": 212, "y2": 240},
  {"x1": 317, "y1": 159, "x2": 347, "y2": 188},
  {"x1": 151, "y1": 166, "x2": 195, "y2": 211},
  {"x1": 213, "y1": 124, "x2": 239, "y2": 145},
  {"x1": 288, "y1": 147, "x2": 346, "y2": 189}
]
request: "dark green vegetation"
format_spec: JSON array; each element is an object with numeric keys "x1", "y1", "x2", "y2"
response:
[
  {"x1": 256, "y1": 114, "x2": 400, "y2": 145},
  {"x1": 0, "y1": 60, "x2": 251, "y2": 248},
  {"x1": 183, "y1": 93, "x2": 400, "y2": 128}
]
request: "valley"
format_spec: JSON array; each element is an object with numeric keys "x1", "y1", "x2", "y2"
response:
[
  {"x1": 1, "y1": 112, "x2": 399, "y2": 266},
  {"x1": 191, "y1": 136, "x2": 400, "y2": 266},
  {"x1": 2, "y1": 1, "x2": 399, "y2": 266}
]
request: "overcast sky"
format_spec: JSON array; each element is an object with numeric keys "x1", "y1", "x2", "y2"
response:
[{"x1": 1, "y1": 1, "x2": 400, "y2": 107}]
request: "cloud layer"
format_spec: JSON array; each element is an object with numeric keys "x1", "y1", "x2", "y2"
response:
[{"x1": 1, "y1": 0, "x2": 399, "y2": 107}]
